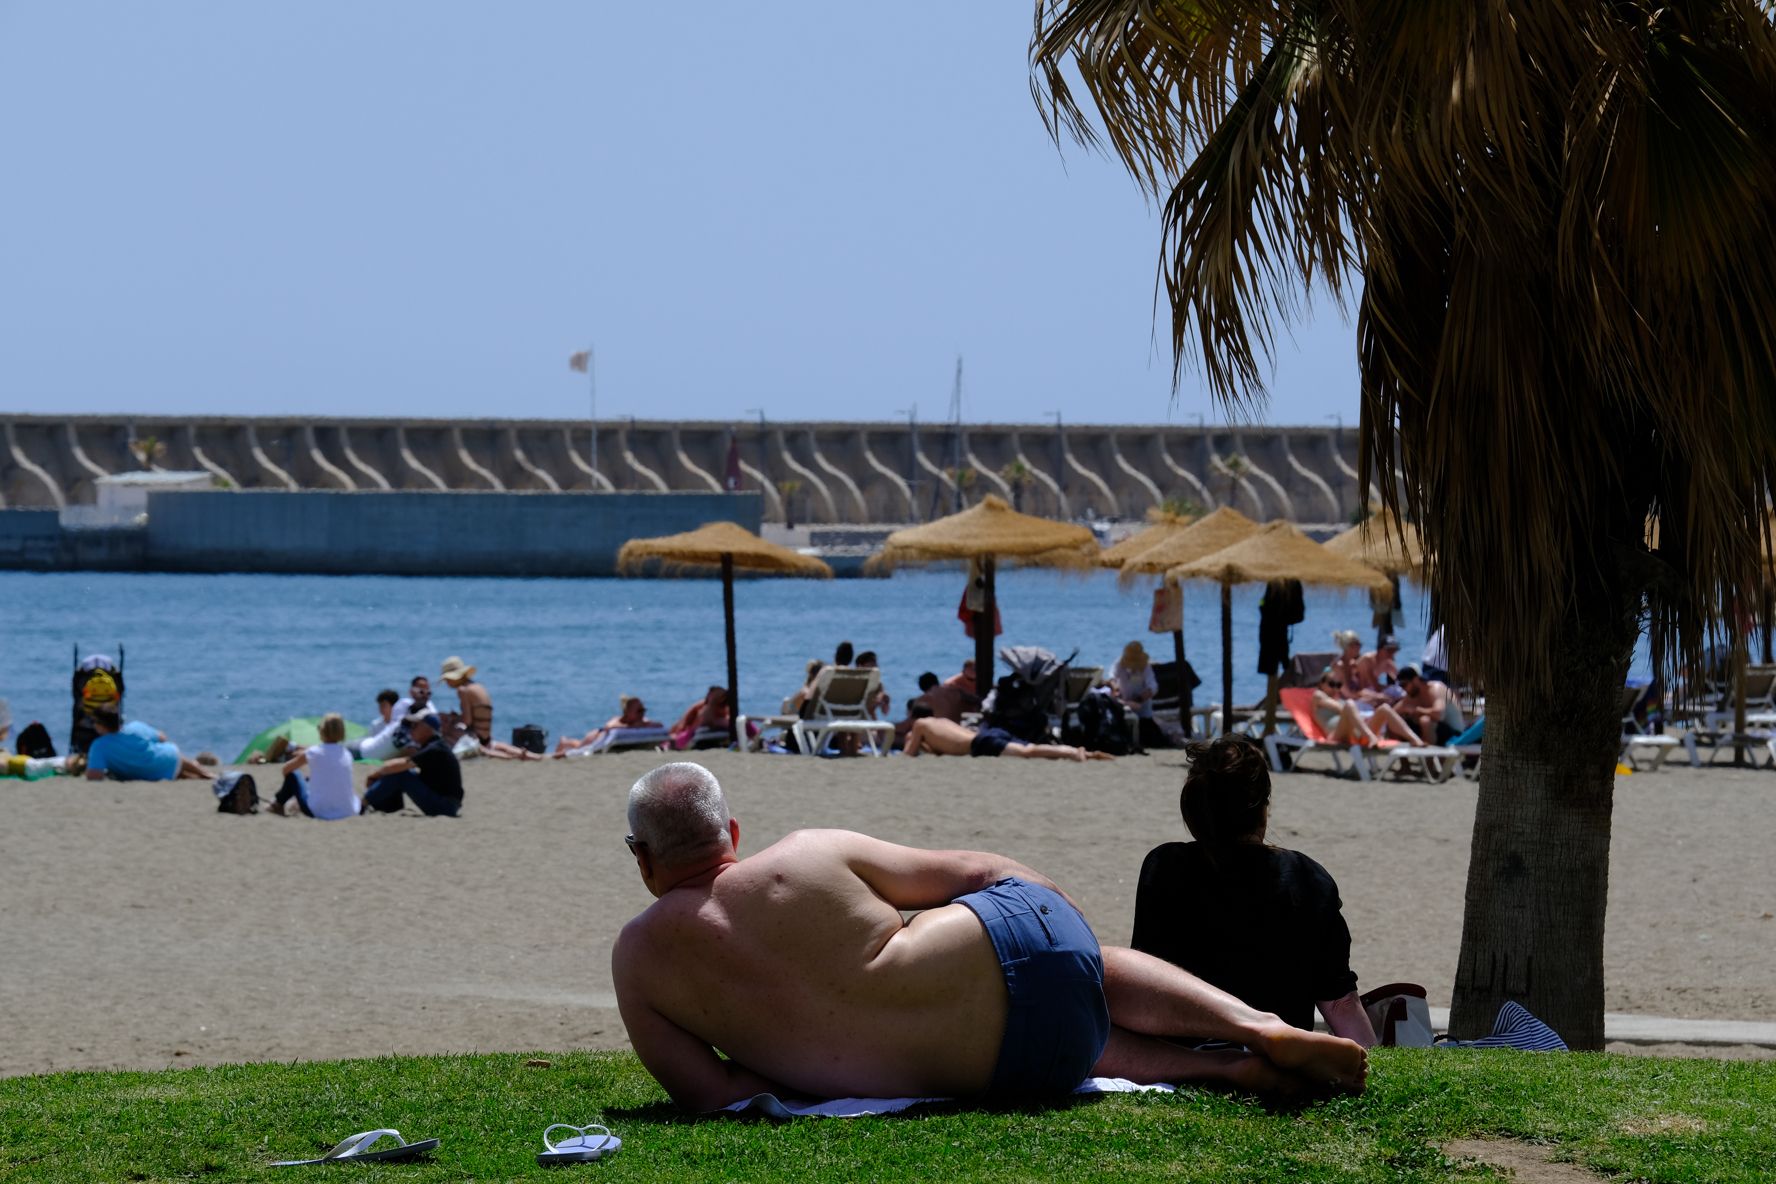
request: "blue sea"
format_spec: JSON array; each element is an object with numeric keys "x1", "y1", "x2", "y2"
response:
[{"x1": 0, "y1": 569, "x2": 1452, "y2": 757}]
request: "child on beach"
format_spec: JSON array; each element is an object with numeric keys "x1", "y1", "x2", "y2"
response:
[{"x1": 270, "y1": 713, "x2": 361, "y2": 819}]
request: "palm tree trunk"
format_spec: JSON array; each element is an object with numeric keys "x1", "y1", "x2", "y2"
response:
[{"x1": 1451, "y1": 617, "x2": 1633, "y2": 1050}]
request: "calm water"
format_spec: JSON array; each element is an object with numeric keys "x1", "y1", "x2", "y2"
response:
[{"x1": 2, "y1": 569, "x2": 1440, "y2": 756}]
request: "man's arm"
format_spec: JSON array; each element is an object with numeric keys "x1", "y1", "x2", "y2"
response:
[
  {"x1": 812, "y1": 829, "x2": 1064, "y2": 911},
  {"x1": 366, "y1": 757, "x2": 412, "y2": 783},
  {"x1": 613, "y1": 931, "x2": 785, "y2": 1112},
  {"x1": 1316, "y1": 991, "x2": 1378, "y2": 1046}
]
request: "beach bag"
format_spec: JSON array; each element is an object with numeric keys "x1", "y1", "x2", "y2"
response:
[
  {"x1": 1361, "y1": 983, "x2": 1437, "y2": 1048},
  {"x1": 15, "y1": 721, "x2": 56, "y2": 759},
  {"x1": 214, "y1": 772, "x2": 260, "y2": 815},
  {"x1": 1073, "y1": 687, "x2": 1130, "y2": 755},
  {"x1": 511, "y1": 724, "x2": 547, "y2": 754}
]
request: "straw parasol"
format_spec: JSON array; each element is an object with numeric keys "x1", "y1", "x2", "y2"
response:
[
  {"x1": 618, "y1": 521, "x2": 831, "y2": 744},
  {"x1": 1098, "y1": 508, "x2": 1196, "y2": 569},
  {"x1": 1324, "y1": 511, "x2": 1425, "y2": 576},
  {"x1": 1169, "y1": 521, "x2": 1392, "y2": 730},
  {"x1": 871, "y1": 495, "x2": 1099, "y2": 689},
  {"x1": 1110, "y1": 508, "x2": 1262, "y2": 721}
]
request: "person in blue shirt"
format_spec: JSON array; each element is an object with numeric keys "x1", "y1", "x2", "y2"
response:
[{"x1": 83, "y1": 709, "x2": 213, "y2": 782}]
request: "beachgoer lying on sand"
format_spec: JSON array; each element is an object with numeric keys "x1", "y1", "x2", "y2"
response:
[
  {"x1": 439, "y1": 656, "x2": 540, "y2": 760},
  {"x1": 83, "y1": 709, "x2": 212, "y2": 781},
  {"x1": 362, "y1": 712, "x2": 463, "y2": 816},
  {"x1": 556, "y1": 695, "x2": 663, "y2": 755},
  {"x1": 1312, "y1": 671, "x2": 1418, "y2": 746},
  {"x1": 270, "y1": 713, "x2": 362, "y2": 819},
  {"x1": 902, "y1": 715, "x2": 1114, "y2": 762},
  {"x1": 668, "y1": 686, "x2": 731, "y2": 750},
  {"x1": 612, "y1": 762, "x2": 1366, "y2": 1112},
  {"x1": 1132, "y1": 735, "x2": 1376, "y2": 1045}
]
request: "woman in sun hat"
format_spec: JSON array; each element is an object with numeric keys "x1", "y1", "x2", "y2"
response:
[{"x1": 439, "y1": 656, "x2": 540, "y2": 761}]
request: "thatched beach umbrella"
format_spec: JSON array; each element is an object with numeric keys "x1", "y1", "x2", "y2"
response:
[
  {"x1": 1169, "y1": 521, "x2": 1392, "y2": 731},
  {"x1": 872, "y1": 495, "x2": 1098, "y2": 688},
  {"x1": 1114, "y1": 508, "x2": 1262, "y2": 722},
  {"x1": 618, "y1": 521, "x2": 831, "y2": 744},
  {"x1": 1100, "y1": 508, "x2": 1219, "y2": 681},
  {"x1": 1325, "y1": 511, "x2": 1424, "y2": 576}
]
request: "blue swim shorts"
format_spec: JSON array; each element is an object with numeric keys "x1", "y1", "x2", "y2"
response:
[
  {"x1": 969, "y1": 726, "x2": 1016, "y2": 758},
  {"x1": 955, "y1": 877, "x2": 1110, "y2": 1095}
]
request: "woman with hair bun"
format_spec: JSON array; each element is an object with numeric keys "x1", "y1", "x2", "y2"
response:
[{"x1": 1131, "y1": 734, "x2": 1376, "y2": 1044}]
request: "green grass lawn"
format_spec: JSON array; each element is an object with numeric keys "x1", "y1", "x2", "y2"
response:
[{"x1": 1, "y1": 1049, "x2": 1769, "y2": 1182}]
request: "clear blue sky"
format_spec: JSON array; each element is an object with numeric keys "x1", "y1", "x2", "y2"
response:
[{"x1": 0, "y1": 2, "x2": 1360, "y2": 428}]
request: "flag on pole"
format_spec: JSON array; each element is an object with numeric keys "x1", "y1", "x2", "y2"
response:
[{"x1": 568, "y1": 351, "x2": 591, "y2": 373}]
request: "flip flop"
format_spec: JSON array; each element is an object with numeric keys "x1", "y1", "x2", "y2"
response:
[
  {"x1": 538, "y1": 1123, "x2": 621, "y2": 1166},
  {"x1": 272, "y1": 1129, "x2": 440, "y2": 1166}
]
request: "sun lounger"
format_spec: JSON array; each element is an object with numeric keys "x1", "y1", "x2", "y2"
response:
[
  {"x1": 792, "y1": 666, "x2": 895, "y2": 757},
  {"x1": 562, "y1": 725, "x2": 729, "y2": 756},
  {"x1": 1267, "y1": 689, "x2": 1460, "y2": 781},
  {"x1": 1617, "y1": 682, "x2": 1684, "y2": 771}
]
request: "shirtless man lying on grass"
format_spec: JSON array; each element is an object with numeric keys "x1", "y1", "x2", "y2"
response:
[{"x1": 611, "y1": 762, "x2": 1366, "y2": 1112}]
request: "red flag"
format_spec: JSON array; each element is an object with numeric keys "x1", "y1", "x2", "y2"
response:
[{"x1": 568, "y1": 351, "x2": 590, "y2": 373}]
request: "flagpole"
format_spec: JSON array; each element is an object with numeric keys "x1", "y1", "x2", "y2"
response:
[{"x1": 588, "y1": 344, "x2": 598, "y2": 483}]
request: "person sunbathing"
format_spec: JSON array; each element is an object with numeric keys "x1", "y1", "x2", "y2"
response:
[
  {"x1": 667, "y1": 686, "x2": 731, "y2": 750},
  {"x1": 1311, "y1": 671, "x2": 1418, "y2": 746},
  {"x1": 1132, "y1": 735, "x2": 1376, "y2": 1045},
  {"x1": 555, "y1": 695, "x2": 663, "y2": 756},
  {"x1": 902, "y1": 715, "x2": 1113, "y2": 761},
  {"x1": 612, "y1": 762, "x2": 1366, "y2": 1112}
]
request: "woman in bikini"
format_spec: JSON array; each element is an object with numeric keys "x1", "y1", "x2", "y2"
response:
[
  {"x1": 1312, "y1": 670, "x2": 1420, "y2": 745},
  {"x1": 440, "y1": 655, "x2": 541, "y2": 760}
]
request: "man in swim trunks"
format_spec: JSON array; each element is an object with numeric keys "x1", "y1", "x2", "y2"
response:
[
  {"x1": 902, "y1": 714, "x2": 1112, "y2": 761},
  {"x1": 611, "y1": 762, "x2": 1366, "y2": 1112}
]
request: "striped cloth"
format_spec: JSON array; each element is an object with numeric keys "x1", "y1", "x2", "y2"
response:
[{"x1": 1439, "y1": 1001, "x2": 1568, "y2": 1052}]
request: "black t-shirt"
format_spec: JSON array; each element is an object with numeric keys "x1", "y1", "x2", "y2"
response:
[
  {"x1": 410, "y1": 738, "x2": 464, "y2": 802},
  {"x1": 1131, "y1": 842, "x2": 1357, "y2": 1031}
]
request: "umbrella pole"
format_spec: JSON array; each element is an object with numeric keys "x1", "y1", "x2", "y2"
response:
[
  {"x1": 1220, "y1": 582, "x2": 1233, "y2": 737},
  {"x1": 723, "y1": 554, "x2": 739, "y2": 747},
  {"x1": 974, "y1": 556, "x2": 997, "y2": 702}
]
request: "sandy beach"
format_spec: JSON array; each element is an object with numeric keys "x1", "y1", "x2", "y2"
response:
[{"x1": 3, "y1": 751, "x2": 1773, "y2": 1079}]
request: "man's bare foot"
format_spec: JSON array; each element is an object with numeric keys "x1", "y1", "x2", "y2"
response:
[
  {"x1": 1219, "y1": 1050, "x2": 1308, "y2": 1099},
  {"x1": 1255, "y1": 1023, "x2": 1367, "y2": 1092},
  {"x1": 1086, "y1": 750, "x2": 1116, "y2": 762}
]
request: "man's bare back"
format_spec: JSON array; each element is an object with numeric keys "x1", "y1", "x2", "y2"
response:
[
  {"x1": 614, "y1": 829, "x2": 1019, "y2": 1104},
  {"x1": 615, "y1": 763, "x2": 1366, "y2": 1113}
]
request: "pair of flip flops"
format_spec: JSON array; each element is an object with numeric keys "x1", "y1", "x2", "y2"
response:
[{"x1": 271, "y1": 1124, "x2": 620, "y2": 1168}]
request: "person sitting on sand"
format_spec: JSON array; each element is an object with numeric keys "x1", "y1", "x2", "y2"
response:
[
  {"x1": 83, "y1": 709, "x2": 212, "y2": 782},
  {"x1": 1311, "y1": 670, "x2": 1419, "y2": 746},
  {"x1": 668, "y1": 687, "x2": 731, "y2": 750},
  {"x1": 1132, "y1": 735, "x2": 1377, "y2": 1045},
  {"x1": 612, "y1": 762, "x2": 1366, "y2": 1112},
  {"x1": 349, "y1": 689, "x2": 404, "y2": 761},
  {"x1": 556, "y1": 695, "x2": 663, "y2": 755},
  {"x1": 362, "y1": 711, "x2": 463, "y2": 816},
  {"x1": 270, "y1": 712, "x2": 361, "y2": 819},
  {"x1": 438, "y1": 656, "x2": 539, "y2": 760},
  {"x1": 902, "y1": 715, "x2": 1114, "y2": 762}
]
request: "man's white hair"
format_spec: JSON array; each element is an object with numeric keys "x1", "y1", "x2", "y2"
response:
[{"x1": 627, "y1": 762, "x2": 732, "y2": 867}]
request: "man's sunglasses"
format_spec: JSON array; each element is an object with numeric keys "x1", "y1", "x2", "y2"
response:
[{"x1": 624, "y1": 833, "x2": 639, "y2": 854}]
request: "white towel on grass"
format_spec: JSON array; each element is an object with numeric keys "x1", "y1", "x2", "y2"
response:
[{"x1": 722, "y1": 1076, "x2": 1174, "y2": 1119}]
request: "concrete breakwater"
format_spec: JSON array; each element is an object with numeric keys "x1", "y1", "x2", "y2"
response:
[
  {"x1": 0, "y1": 491, "x2": 759, "y2": 578},
  {"x1": 0, "y1": 414, "x2": 1375, "y2": 527}
]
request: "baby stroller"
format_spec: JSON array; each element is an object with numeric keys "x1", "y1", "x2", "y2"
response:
[
  {"x1": 983, "y1": 646, "x2": 1076, "y2": 744},
  {"x1": 70, "y1": 646, "x2": 125, "y2": 755}
]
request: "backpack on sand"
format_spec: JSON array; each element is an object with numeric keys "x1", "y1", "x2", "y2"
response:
[{"x1": 214, "y1": 772, "x2": 260, "y2": 815}]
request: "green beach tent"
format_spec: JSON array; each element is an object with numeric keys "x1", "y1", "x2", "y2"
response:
[{"x1": 234, "y1": 716, "x2": 369, "y2": 764}]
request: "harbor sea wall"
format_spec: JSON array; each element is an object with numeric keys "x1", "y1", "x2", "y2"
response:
[
  {"x1": 0, "y1": 491, "x2": 759, "y2": 577},
  {"x1": 0, "y1": 414, "x2": 1376, "y2": 527}
]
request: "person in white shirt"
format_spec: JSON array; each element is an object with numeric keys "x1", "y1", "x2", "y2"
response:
[
  {"x1": 270, "y1": 713, "x2": 362, "y2": 819},
  {"x1": 350, "y1": 689, "x2": 403, "y2": 761}
]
